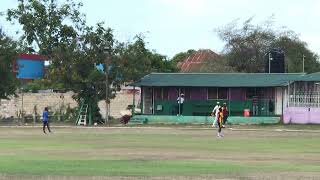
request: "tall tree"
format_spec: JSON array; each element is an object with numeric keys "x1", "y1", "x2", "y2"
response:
[
  {"x1": 0, "y1": 28, "x2": 18, "y2": 99},
  {"x1": 6, "y1": 0, "x2": 85, "y2": 57},
  {"x1": 216, "y1": 17, "x2": 320, "y2": 73},
  {"x1": 122, "y1": 36, "x2": 177, "y2": 82},
  {"x1": 273, "y1": 36, "x2": 320, "y2": 73},
  {"x1": 216, "y1": 18, "x2": 275, "y2": 72},
  {"x1": 171, "y1": 49, "x2": 196, "y2": 66}
]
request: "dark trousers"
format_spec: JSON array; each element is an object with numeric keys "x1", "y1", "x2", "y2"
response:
[
  {"x1": 223, "y1": 115, "x2": 228, "y2": 125},
  {"x1": 43, "y1": 121, "x2": 51, "y2": 133},
  {"x1": 217, "y1": 120, "x2": 222, "y2": 133},
  {"x1": 177, "y1": 104, "x2": 183, "y2": 115}
]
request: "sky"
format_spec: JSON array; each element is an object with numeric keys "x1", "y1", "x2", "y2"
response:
[{"x1": 1, "y1": 0, "x2": 320, "y2": 58}]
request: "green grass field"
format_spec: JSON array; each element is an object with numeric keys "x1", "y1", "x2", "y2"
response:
[{"x1": 0, "y1": 125, "x2": 320, "y2": 179}]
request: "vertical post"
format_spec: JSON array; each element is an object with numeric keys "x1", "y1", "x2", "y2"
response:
[
  {"x1": 89, "y1": 103, "x2": 92, "y2": 125},
  {"x1": 302, "y1": 54, "x2": 305, "y2": 73},
  {"x1": 268, "y1": 52, "x2": 271, "y2": 73},
  {"x1": 33, "y1": 105, "x2": 36, "y2": 126},
  {"x1": 288, "y1": 81, "x2": 290, "y2": 107},
  {"x1": 21, "y1": 88, "x2": 24, "y2": 125},
  {"x1": 281, "y1": 87, "x2": 284, "y2": 120},
  {"x1": 105, "y1": 55, "x2": 110, "y2": 125},
  {"x1": 132, "y1": 86, "x2": 136, "y2": 116},
  {"x1": 141, "y1": 87, "x2": 144, "y2": 114},
  {"x1": 293, "y1": 82, "x2": 296, "y2": 107},
  {"x1": 228, "y1": 88, "x2": 231, "y2": 117},
  {"x1": 152, "y1": 87, "x2": 155, "y2": 114},
  {"x1": 178, "y1": 88, "x2": 181, "y2": 116},
  {"x1": 316, "y1": 83, "x2": 320, "y2": 108}
]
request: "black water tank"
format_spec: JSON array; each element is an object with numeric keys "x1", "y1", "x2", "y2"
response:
[{"x1": 265, "y1": 49, "x2": 285, "y2": 73}]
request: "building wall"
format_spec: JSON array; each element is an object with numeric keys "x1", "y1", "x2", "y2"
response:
[
  {"x1": 275, "y1": 87, "x2": 284, "y2": 115},
  {"x1": 229, "y1": 88, "x2": 245, "y2": 100},
  {"x1": 191, "y1": 88, "x2": 207, "y2": 100},
  {"x1": 0, "y1": 92, "x2": 77, "y2": 118},
  {"x1": 0, "y1": 89, "x2": 140, "y2": 119},
  {"x1": 283, "y1": 107, "x2": 320, "y2": 124}
]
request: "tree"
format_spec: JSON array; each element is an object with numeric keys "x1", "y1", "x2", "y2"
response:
[
  {"x1": 273, "y1": 36, "x2": 320, "y2": 73},
  {"x1": 122, "y1": 36, "x2": 177, "y2": 82},
  {"x1": 201, "y1": 56, "x2": 235, "y2": 73},
  {"x1": 216, "y1": 18, "x2": 275, "y2": 72},
  {"x1": 6, "y1": 0, "x2": 85, "y2": 57},
  {"x1": 171, "y1": 49, "x2": 195, "y2": 68},
  {"x1": 0, "y1": 28, "x2": 18, "y2": 99},
  {"x1": 216, "y1": 17, "x2": 320, "y2": 73}
]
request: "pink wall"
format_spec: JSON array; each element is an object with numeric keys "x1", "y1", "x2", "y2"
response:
[{"x1": 283, "y1": 107, "x2": 320, "y2": 124}]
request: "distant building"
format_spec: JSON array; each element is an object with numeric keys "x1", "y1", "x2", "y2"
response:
[
  {"x1": 13, "y1": 54, "x2": 46, "y2": 81},
  {"x1": 132, "y1": 72, "x2": 320, "y2": 124},
  {"x1": 177, "y1": 49, "x2": 222, "y2": 72}
]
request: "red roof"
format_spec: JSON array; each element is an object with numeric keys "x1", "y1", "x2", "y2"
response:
[
  {"x1": 17, "y1": 53, "x2": 46, "y2": 61},
  {"x1": 177, "y1": 49, "x2": 221, "y2": 72}
]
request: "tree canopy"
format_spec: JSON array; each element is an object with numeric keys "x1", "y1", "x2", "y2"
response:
[
  {"x1": 216, "y1": 17, "x2": 320, "y2": 73},
  {"x1": 0, "y1": 28, "x2": 18, "y2": 99}
]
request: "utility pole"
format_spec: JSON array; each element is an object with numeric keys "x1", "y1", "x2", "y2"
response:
[
  {"x1": 105, "y1": 54, "x2": 110, "y2": 125},
  {"x1": 268, "y1": 52, "x2": 273, "y2": 73},
  {"x1": 302, "y1": 54, "x2": 305, "y2": 73},
  {"x1": 21, "y1": 88, "x2": 24, "y2": 126}
]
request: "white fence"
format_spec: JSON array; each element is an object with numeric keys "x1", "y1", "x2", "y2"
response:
[{"x1": 289, "y1": 94, "x2": 320, "y2": 107}]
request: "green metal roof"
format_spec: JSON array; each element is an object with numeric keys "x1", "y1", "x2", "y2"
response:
[
  {"x1": 298, "y1": 72, "x2": 320, "y2": 81},
  {"x1": 133, "y1": 73, "x2": 306, "y2": 87}
]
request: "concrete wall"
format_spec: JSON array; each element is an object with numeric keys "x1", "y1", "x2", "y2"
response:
[
  {"x1": 0, "y1": 89, "x2": 140, "y2": 119},
  {"x1": 131, "y1": 115, "x2": 280, "y2": 124},
  {"x1": 283, "y1": 107, "x2": 320, "y2": 124},
  {"x1": 275, "y1": 87, "x2": 284, "y2": 115},
  {"x1": 0, "y1": 92, "x2": 77, "y2": 118}
]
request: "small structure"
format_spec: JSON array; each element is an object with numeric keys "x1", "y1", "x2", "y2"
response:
[
  {"x1": 13, "y1": 54, "x2": 46, "y2": 81},
  {"x1": 284, "y1": 72, "x2": 320, "y2": 124},
  {"x1": 131, "y1": 73, "x2": 320, "y2": 124}
]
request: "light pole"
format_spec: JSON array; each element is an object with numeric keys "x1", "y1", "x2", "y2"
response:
[
  {"x1": 268, "y1": 52, "x2": 273, "y2": 73},
  {"x1": 20, "y1": 87, "x2": 24, "y2": 126},
  {"x1": 104, "y1": 51, "x2": 110, "y2": 125},
  {"x1": 302, "y1": 54, "x2": 305, "y2": 73}
]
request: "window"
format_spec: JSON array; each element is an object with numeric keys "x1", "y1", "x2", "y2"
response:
[
  {"x1": 162, "y1": 88, "x2": 168, "y2": 100},
  {"x1": 208, "y1": 88, "x2": 218, "y2": 99},
  {"x1": 154, "y1": 88, "x2": 169, "y2": 100},
  {"x1": 218, "y1": 88, "x2": 228, "y2": 99},
  {"x1": 246, "y1": 88, "x2": 264, "y2": 99},
  {"x1": 246, "y1": 88, "x2": 255, "y2": 99},
  {"x1": 208, "y1": 88, "x2": 228, "y2": 99},
  {"x1": 154, "y1": 88, "x2": 162, "y2": 100}
]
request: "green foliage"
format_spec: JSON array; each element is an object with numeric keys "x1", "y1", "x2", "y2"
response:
[
  {"x1": 273, "y1": 36, "x2": 320, "y2": 73},
  {"x1": 171, "y1": 49, "x2": 195, "y2": 65},
  {"x1": 6, "y1": 0, "x2": 85, "y2": 56},
  {"x1": 0, "y1": 28, "x2": 18, "y2": 99},
  {"x1": 122, "y1": 36, "x2": 177, "y2": 82},
  {"x1": 217, "y1": 17, "x2": 320, "y2": 73}
]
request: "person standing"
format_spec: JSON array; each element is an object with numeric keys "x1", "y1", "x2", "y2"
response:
[
  {"x1": 42, "y1": 107, "x2": 52, "y2": 134},
  {"x1": 177, "y1": 93, "x2": 185, "y2": 116},
  {"x1": 211, "y1": 102, "x2": 220, "y2": 127},
  {"x1": 216, "y1": 107, "x2": 224, "y2": 138},
  {"x1": 222, "y1": 103, "x2": 229, "y2": 128}
]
